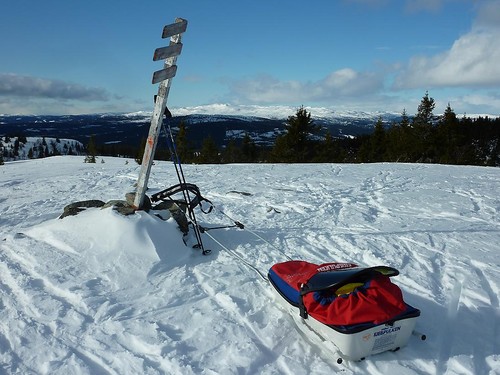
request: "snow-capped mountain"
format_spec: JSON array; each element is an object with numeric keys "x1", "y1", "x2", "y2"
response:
[
  {"x1": 128, "y1": 103, "x2": 402, "y2": 123},
  {"x1": 1, "y1": 106, "x2": 396, "y2": 150}
]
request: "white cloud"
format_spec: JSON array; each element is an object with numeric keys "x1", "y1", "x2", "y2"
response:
[
  {"x1": 450, "y1": 92, "x2": 500, "y2": 114},
  {"x1": 395, "y1": 1, "x2": 500, "y2": 89},
  {"x1": 227, "y1": 68, "x2": 383, "y2": 105},
  {"x1": 0, "y1": 73, "x2": 109, "y2": 101}
]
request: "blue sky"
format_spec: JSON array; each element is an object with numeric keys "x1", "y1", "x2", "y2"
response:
[{"x1": 1, "y1": 0, "x2": 499, "y2": 116}]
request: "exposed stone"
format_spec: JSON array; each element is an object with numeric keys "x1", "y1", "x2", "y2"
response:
[
  {"x1": 59, "y1": 200, "x2": 106, "y2": 219},
  {"x1": 102, "y1": 200, "x2": 136, "y2": 216}
]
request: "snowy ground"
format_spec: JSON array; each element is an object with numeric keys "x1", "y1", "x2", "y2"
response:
[{"x1": 0, "y1": 156, "x2": 499, "y2": 375}]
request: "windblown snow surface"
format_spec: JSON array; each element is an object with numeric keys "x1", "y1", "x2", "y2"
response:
[{"x1": 1, "y1": 156, "x2": 499, "y2": 375}]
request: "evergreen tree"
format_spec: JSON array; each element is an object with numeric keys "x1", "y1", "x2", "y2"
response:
[
  {"x1": 241, "y1": 133, "x2": 258, "y2": 162},
  {"x1": 414, "y1": 91, "x2": 436, "y2": 126},
  {"x1": 358, "y1": 118, "x2": 387, "y2": 162},
  {"x1": 313, "y1": 132, "x2": 345, "y2": 162},
  {"x1": 270, "y1": 106, "x2": 318, "y2": 162},
  {"x1": 135, "y1": 137, "x2": 146, "y2": 165},
  {"x1": 175, "y1": 121, "x2": 191, "y2": 163},
  {"x1": 198, "y1": 136, "x2": 220, "y2": 163},
  {"x1": 13, "y1": 138, "x2": 20, "y2": 158},
  {"x1": 400, "y1": 108, "x2": 410, "y2": 128},
  {"x1": 38, "y1": 144, "x2": 45, "y2": 158},
  {"x1": 85, "y1": 135, "x2": 97, "y2": 163},
  {"x1": 385, "y1": 108, "x2": 413, "y2": 162},
  {"x1": 412, "y1": 91, "x2": 436, "y2": 162},
  {"x1": 436, "y1": 103, "x2": 461, "y2": 164},
  {"x1": 0, "y1": 141, "x2": 3, "y2": 165},
  {"x1": 221, "y1": 139, "x2": 242, "y2": 163},
  {"x1": 17, "y1": 134, "x2": 27, "y2": 144},
  {"x1": 371, "y1": 118, "x2": 388, "y2": 162}
]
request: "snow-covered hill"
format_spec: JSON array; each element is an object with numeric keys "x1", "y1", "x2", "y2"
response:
[
  {"x1": 130, "y1": 103, "x2": 403, "y2": 123},
  {"x1": 1, "y1": 136, "x2": 84, "y2": 161},
  {"x1": 0, "y1": 156, "x2": 499, "y2": 374}
]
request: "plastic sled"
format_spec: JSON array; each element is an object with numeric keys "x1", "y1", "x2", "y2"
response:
[{"x1": 268, "y1": 261, "x2": 421, "y2": 362}]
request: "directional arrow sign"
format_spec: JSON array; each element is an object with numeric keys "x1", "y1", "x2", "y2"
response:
[
  {"x1": 162, "y1": 18, "x2": 187, "y2": 38},
  {"x1": 152, "y1": 65, "x2": 177, "y2": 84},
  {"x1": 153, "y1": 43, "x2": 183, "y2": 61}
]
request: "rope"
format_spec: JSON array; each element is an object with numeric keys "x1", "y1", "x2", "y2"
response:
[
  {"x1": 213, "y1": 207, "x2": 294, "y2": 262},
  {"x1": 202, "y1": 230, "x2": 269, "y2": 282}
]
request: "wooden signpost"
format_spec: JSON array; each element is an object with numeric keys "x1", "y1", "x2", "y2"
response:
[{"x1": 134, "y1": 18, "x2": 187, "y2": 210}]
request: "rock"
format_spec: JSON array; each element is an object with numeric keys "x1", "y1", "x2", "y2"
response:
[
  {"x1": 102, "y1": 200, "x2": 136, "y2": 216},
  {"x1": 59, "y1": 200, "x2": 106, "y2": 219}
]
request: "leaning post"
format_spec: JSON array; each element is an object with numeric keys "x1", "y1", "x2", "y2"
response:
[{"x1": 134, "y1": 18, "x2": 187, "y2": 210}]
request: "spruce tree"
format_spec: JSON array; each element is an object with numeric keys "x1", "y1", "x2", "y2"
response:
[
  {"x1": 370, "y1": 117, "x2": 387, "y2": 162},
  {"x1": 271, "y1": 106, "x2": 318, "y2": 162},
  {"x1": 437, "y1": 103, "x2": 460, "y2": 164},
  {"x1": 198, "y1": 136, "x2": 220, "y2": 164},
  {"x1": 241, "y1": 133, "x2": 258, "y2": 162},
  {"x1": 135, "y1": 137, "x2": 146, "y2": 165},
  {"x1": 175, "y1": 121, "x2": 191, "y2": 163},
  {"x1": 412, "y1": 91, "x2": 436, "y2": 162},
  {"x1": 313, "y1": 132, "x2": 345, "y2": 162},
  {"x1": 85, "y1": 135, "x2": 97, "y2": 163},
  {"x1": 222, "y1": 139, "x2": 242, "y2": 163},
  {"x1": 414, "y1": 91, "x2": 436, "y2": 126}
]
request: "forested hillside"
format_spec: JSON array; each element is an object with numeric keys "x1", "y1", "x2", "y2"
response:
[{"x1": 172, "y1": 93, "x2": 500, "y2": 166}]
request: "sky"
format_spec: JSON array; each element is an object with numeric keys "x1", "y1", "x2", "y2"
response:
[{"x1": 1, "y1": 0, "x2": 500, "y2": 116}]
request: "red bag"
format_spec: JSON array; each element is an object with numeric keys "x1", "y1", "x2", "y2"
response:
[
  {"x1": 269, "y1": 261, "x2": 408, "y2": 326},
  {"x1": 303, "y1": 274, "x2": 407, "y2": 325}
]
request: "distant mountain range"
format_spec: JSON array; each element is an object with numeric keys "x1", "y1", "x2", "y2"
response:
[{"x1": 1, "y1": 105, "x2": 404, "y2": 149}]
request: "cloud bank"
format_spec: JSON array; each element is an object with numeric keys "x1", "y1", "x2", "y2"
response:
[
  {"x1": 0, "y1": 73, "x2": 109, "y2": 101},
  {"x1": 227, "y1": 68, "x2": 383, "y2": 105}
]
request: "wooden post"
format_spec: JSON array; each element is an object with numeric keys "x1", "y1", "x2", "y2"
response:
[{"x1": 134, "y1": 18, "x2": 187, "y2": 210}]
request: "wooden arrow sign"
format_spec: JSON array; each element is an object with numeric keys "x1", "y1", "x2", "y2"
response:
[
  {"x1": 153, "y1": 43, "x2": 183, "y2": 61},
  {"x1": 152, "y1": 65, "x2": 177, "y2": 84},
  {"x1": 162, "y1": 18, "x2": 187, "y2": 39}
]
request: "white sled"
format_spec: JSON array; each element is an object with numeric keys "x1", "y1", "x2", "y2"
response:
[{"x1": 268, "y1": 261, "x2": 422, "y2": 362}]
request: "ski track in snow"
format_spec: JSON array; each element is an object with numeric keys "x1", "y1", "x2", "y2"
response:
[{"x1": 1, "y1": 156, "x2": 500, "y2": 374}]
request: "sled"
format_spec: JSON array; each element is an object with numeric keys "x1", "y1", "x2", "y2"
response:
[{"x1": 268, "y1": 261, "x2": 421, "y2": 362}]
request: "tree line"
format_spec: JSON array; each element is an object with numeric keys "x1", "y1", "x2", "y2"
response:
[
  {"x1": 2, "y1": 92, "x2": 498, "y2": 167},
  {"x1": 159, "y1": 92, "x2": 499, "y2": 167}
]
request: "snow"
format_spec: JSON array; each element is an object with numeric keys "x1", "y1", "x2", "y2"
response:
[
  {"x1": 126, "y1": 103, "x2": 498, "y2": 121},
  {"x1": 1, "y1": 156, "x2": 499, "y2": 375},
  {"x1": 125, "y1": 104, "x2": 401, "y2": 121}
]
